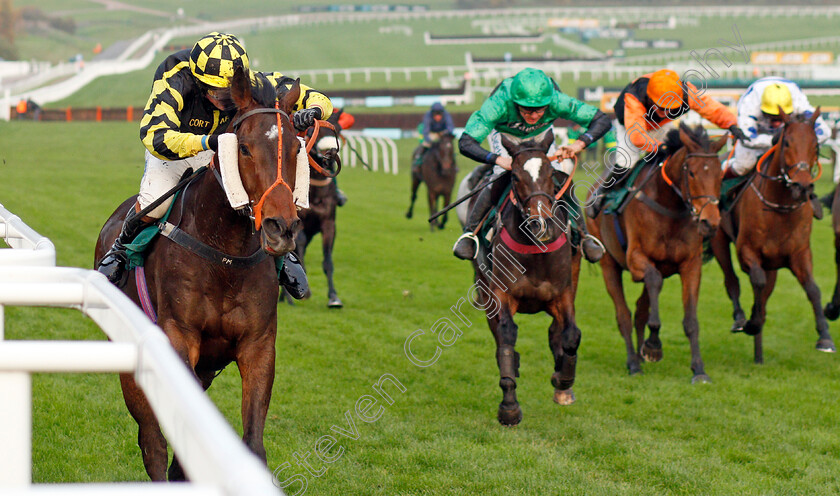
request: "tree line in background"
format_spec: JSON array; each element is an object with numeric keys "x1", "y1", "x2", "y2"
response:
[{"x1": 0, "y1": 0, "x2": 75, "y2": 61}]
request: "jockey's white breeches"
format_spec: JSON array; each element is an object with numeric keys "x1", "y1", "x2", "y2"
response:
[
  {"x1": 488, "y1": 129, "x2": 573, "y2": 176},
  {"x1": 138, "y1": 150, "x2": 215, "y2": 218},
  {"x1": 613, "y1": 120, "x2": 676, "y2": 172}
]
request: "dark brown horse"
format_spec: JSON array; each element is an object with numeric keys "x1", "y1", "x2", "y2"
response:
[
  {"x1": 95, "y1": 67, "x2": 304, "y2": 481},
  {"x1": 468, "y1": 132, "x2": 582, "y2": 426},
  {"x1": 587, "y1": 123, "x2": 726, "y2": 382},
  {"x1": 286, "y1": 110, "x2": 344, "y2": 307},
  {"x1": 711, "y1": 109, "x2": 835, "y2": 363},
  {"x1": 406, "y1": 132, "x2": 457, "y2": 230}
]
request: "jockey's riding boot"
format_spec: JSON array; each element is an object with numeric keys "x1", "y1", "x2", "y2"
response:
[
  {"x1": 97, "y1": 208, "x2": 151, "y2": 287},
  {"x1": 809, "y1": 191, "x2": 824, "y2": 220},
  {"x1": 580, "y1": 232, "x2": 606, "y2": 264},
  {"x1": 278, "y1": 252, "x2": 309, "y2": 300},
  {"x1": 453, "y1": 184, "x2": 497, "y2": 260},
  {"x1": 553, "y1": 170, "x2": 605, "y2": 263},
  {"x1": 585, "y1": 167, "x2": 621, "y2": 219}
]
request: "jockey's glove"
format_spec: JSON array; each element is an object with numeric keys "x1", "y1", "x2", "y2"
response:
[
  {"x1": 293, "y1": 107, "x2": 322, "y2": 131},
  {"x1": 728, "y1": 125, "x2": 748, "y2": 143}
]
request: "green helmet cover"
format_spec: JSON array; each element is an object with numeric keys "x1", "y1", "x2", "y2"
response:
[{"x1": 510, "y1": 68, "x2": 553, "y2": 108}]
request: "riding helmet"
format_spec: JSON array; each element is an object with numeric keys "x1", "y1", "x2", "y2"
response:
[
  {"x1": 189, "y1": 32, "x2": 250, "y2": 88},
  {"x1": 510, "y1": 68, "x2": 554, "y2": 108}
]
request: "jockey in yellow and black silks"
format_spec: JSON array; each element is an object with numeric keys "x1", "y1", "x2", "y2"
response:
[{"x1": 97, "y1": 32, "x2": 332, "y2": 297}]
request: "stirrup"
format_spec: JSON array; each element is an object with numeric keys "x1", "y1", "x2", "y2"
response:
[
  {"x1": 453, "y1": 232, "x2": 479, "y2": 260},
  {"x1": 581, "y1": 234, "x2": 606, "y2": 263}
]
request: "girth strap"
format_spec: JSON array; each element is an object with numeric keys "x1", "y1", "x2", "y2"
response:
[{"x1": 159, "y1": 222, "x2": 268, "y2": 268}]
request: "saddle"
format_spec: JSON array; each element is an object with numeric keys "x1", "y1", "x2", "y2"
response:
[{"x1": 601, "y1": 162, "x2": 654, "y2": 216}]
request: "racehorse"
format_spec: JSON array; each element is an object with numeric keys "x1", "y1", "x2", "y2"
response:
[
  {"x1": 95, "y1": 67, "x2": 307, "y2": 481},
  {"x1": 824, "y1": 181, "x2": 840, "y2": 322},
  {"x1": 710, "y1": 109, "x2": 836, "y2": 363},
  {"x1": 467, "y1": 132, "x2": 582, "y2": 426},
  {"x1": 587, "y1": 123, "x2": 726, "y2": 382},
  {"x1": 406, "y1": 131, "x2": 457, "y2": 231},
  {"x1": 283, "y1": 109, "x2": 344, "y2": 307}
]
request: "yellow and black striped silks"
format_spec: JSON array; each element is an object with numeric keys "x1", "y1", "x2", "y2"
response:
[{"x1": 139, "y1": 49, "x2": 333, "y2": 161}]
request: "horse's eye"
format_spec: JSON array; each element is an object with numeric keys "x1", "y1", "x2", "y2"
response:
[
  {"x1": 239, "y1": 144, "x2": 250, "y2": 157},
  {"x1": 688, "y1": 170, "x2": 695, "y2": 178}
]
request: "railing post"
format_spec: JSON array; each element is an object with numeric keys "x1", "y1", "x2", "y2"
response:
[{"x1": 0, "y1": 372, "x2": 32, "y2": 487}]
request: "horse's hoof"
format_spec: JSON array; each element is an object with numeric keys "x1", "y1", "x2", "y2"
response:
[
  {"x1": 742, "y1": 320, "x2": 762, "y2": 336},
  {"x1": 327, "y1": 297, "x2": 343, "y2": 309},
  {"x1": 553, "y1": 388, "x2": 576, "y2": 405},
  {"x1": 437, "y1": 223, "x2": 446, "y2": 230},
  {"x1": 816, "y1": 339, "x2": 837, "y2": 353},
  {"x1": 497, "y1": 404, "x2": 522, "y2": 426},
  {"x1": 691, "y1": 374, "x2": 712, "y2": 385},
  {"x1": 628, "y1": 362, "x2": 643, "y2": 375},
  {"x1": 730, "y1": 319, "x2": 746, "y2": 333},
  {"x1": 641, "y1": 342, "x2": 663, "y2": 362},
  {"x1": 405, "y1": 211, "x2": 412, "y2": 219},
  {"x1": 824, "y1": 303, "x2": 840, "y2": 321}
]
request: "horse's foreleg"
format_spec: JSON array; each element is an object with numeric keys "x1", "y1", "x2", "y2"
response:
[
  {"x1": 495, "y1": 293, "x2": 521, "y2": 426},
  {"x1": 321, "y1": 220, "x2": 342, "y2": 308},
  {"x1": 600, "y1": 255, "x2": 639, "y2": 374},
  {"x1": 163, "y1": 326, "x2": 201, "y2": 481},
  {"x1": 824, "y1": 225, "x2": 840, "y2": 320},
  {"x1": 406, "y1": 174, "x2": 420, "y2": 219},
  {"x1": 790, "y1": 251, "x2": 836, "y2": 353},
  {"x1": 742, "y1": 253, "x2": 768, "y2": 338},
  {"x1": 427, "y1": 189, "x2": 438, "y2": 232},
  {"x1": 236, "y1": 332, "x2": 277, "y2": 463},
  {"x1": 711, "y1": 229, "x2": 745, "y2": 331},
  {"x1": 630, "y1": 254, "x2": 664, "y2": 364},
  {"x1": 680, "y1": 259, "x2": 709, "y2": 383},
  {"x1": 634, "y1": 289, "x2": 652, "y2": 361},
  {"x1": 547, "y1": 294, "x2": 580, "y2": 405},
  {"x1": 752, "y1": 270, "x2": 777, "y2": 364},
  {"x1": 119, "y1": 373, "x2": 168, "y2": 481}
]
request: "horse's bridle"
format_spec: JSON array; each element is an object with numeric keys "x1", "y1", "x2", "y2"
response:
[
  {"x1": 661, "y1": 151, "x2": 721, "y2": 221},
  {"x1": 229, "y1": 105, "x2": 341, "y2": 229},
  {"x1": 751, "y1": 123, "x2": 822, "y2": 212}
]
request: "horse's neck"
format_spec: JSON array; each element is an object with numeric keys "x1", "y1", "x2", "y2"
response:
[
  {"x1": 645, "y1": 159, "x2": 685, "y2": 209},
  {"x1": 181, "y1": 173, "x2": 261, "y2": 255}
]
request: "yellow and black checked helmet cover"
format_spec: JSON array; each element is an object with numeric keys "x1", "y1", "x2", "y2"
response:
[{"x1": 189, "y1": 32, "x2": 250, "y2": 88}]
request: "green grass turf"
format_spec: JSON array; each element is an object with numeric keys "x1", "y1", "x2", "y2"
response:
[{"x1": 1, "y1": 120, "x2": 840, "y2": 493}]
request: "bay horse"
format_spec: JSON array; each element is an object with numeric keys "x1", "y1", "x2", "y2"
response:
[
  {"x1": 824, "y1": 181, "x2": 840, "y2": 322},
  {"x1": 587, "y1": 123, "x2": 726, "y2": 382},
  {"x1": 95, "y1": 67, "x2": 305, "y2": 481},
  {"x1": 283, "y1": 109, "x2": 344, "y2": 307},
  {"x1": 710, "y1": 109, "x2": 836, "y2": 363},
  {"x1": 406, "y1": 131, "x2": 457, "y2": 230},
  {"x1": 469, "y1": 132, "x2": 582, "y2": 426}
]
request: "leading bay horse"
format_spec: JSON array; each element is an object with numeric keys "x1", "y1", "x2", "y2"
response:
[
  {"x1": 587, "y1": 123, "x2": 726, "y2": 382},
  {"x1": 95, "y1": 67, "x2": 306, "y2": 481},
  {"x1": 406, "y1": 131, "x2": 457, "y2": 230},
  {"x1": 469, "y1": 132, "x2": 582, "y2": 426},
  {"x1": 711, "y1": 109, "x2": 836, "y2": 363}
]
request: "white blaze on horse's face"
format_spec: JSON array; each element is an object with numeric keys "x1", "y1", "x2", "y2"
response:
[
  {"x1": 265, "y1": 124, "x2": 278, "y2": 140},
  {"x1": 523, "y1": 157, "x2": 543, "y2": 183}
]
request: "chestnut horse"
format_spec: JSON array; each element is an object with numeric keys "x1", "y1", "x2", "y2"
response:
[
  {"x1": 406, "y1": 132, "x2": 457, "y2": 230},
  {"x1": 587, "y1": 123, "x2": 726, "y2": 382},
  {"x1": 469, "y1": 132, "x2": 582, "y2": 426},
  {"x1": 710, "y1": 109, "x2": 836, "y2": 363},
  {"x1": 95, "y1": 67, "x2": 305, "y2": 480},
  {"x1": 286, "y1": 109, "x2": 344, "y2": 307}
]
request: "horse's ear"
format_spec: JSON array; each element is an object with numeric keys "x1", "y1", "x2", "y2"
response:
[
  {"x1": 711, "y1": 132, "x2": 728, "y2": 154},
  {"x1": 277, "y1": 78, "x2": 301, "y2": 115},
  {"x1": 500, "y1": 133, "x2": 518, "y2": 157},
  {"x1": 539, "y1": 131, "x2": 554, "y2": 153},
  {"x1": 809, "y1": 106, "x2": 821, "y2": 127},
  {"x1": 230, "y1": 65, "x2": 251, "y2": 109},
  {"x1": 778, "y1": 105, "x2": 790, "y2": 124},
  {"x1": 678, "y1": 121, "x2": 698, "y2": 151}
]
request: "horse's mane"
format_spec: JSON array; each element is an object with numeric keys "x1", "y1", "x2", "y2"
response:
[{"x1": 660, "y1": 123, "x2": 711, "y2": 157}]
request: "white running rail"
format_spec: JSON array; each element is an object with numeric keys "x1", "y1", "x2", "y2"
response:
[{"x1": 0, "y1": 206, "x2": 282, "y2": 495}]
